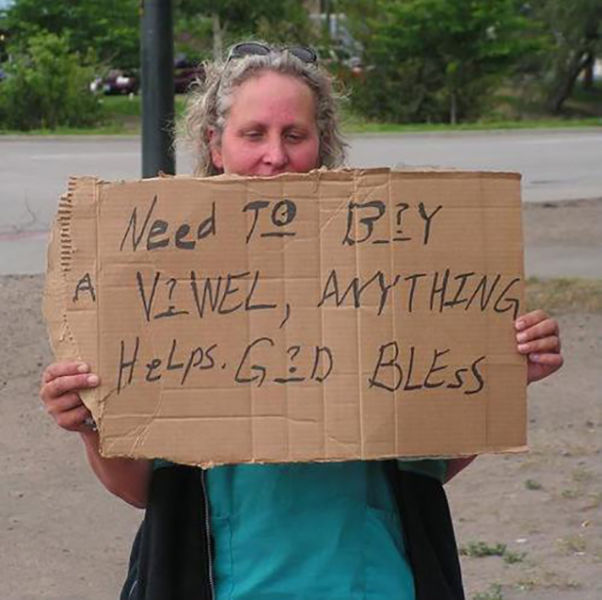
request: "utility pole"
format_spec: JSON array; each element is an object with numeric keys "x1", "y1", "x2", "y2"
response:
[{"x1": 141, "y1": 0, "x2": 175, "y2": 178}]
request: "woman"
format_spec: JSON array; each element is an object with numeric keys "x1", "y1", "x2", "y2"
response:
[{"x1": 40, "y1": 42, "x2": 563, "y2": 600}]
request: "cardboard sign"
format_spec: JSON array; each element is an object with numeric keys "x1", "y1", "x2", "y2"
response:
[{"x1": 44, "y1": 169, "x2": 526, "y2": 467}]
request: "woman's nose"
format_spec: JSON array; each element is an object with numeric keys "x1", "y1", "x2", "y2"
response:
[{"x1": 262, "y1": 138, "x2": 288, "y2": 169}]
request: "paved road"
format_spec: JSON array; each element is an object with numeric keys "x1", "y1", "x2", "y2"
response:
[
  {"x1": 349, "y1": 128, "x2": 602, "y2": 203},
  {"x1": 1, "y1": 129, "x2": 600, "y2": 276}
]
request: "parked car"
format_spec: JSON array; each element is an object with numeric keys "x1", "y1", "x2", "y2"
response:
[
  {"x1": 90, "y1": 69, "x2": 139, "y2": 95},
  {"x1": 90, "y1": 59, "x2": 204, "y2": 96},
  {"x1": 174, "y1": 56, "x2": 204, "y2": 94}
]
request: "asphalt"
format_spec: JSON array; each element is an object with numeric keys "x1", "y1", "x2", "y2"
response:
[{"x1": 1, "y1": 129, "x2": 600, "y2": 277}]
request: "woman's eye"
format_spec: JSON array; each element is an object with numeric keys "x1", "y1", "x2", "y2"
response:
[
  {"x1": 243, "y1": 131, "x2": 263, "y2": 140},
  {"x1": 286, "y1": 132, "x2": 305, "y2": 143}
]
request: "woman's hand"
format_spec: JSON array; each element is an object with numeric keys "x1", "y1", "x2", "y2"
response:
[
  {"x1": 40, "y1": 360, "x2": 150, "y2": 508},
  {"x1": 40, "y1": 361, "x2": 99, "y2": 432},
  {"x1": 515, "y1": 310, "x2": 563, "y2": 384}
]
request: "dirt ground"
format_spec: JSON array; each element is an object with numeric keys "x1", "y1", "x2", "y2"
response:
[{"x1": 1, "y1": 199, "x2": 601, "y2": 600}]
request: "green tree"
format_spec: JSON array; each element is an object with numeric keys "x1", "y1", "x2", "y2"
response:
[
  {"x1": 346, "y1": 0, "x2": 536, "y2": 123},
  {"x1": 174, "y1": 0, "x2": 317, "y2": 61},
  {"x1": 3, "y1": 0, "x2": 320, "y2": 68},
  {"x1": 3, "y1": 0, "x2": 139, "y2": 68},
  {"x1": 0, "y1": 32, "x2": 101, "y2": 130},
  {"x1": 529, "y1": 0, "x2": 602, "y2": 112}
]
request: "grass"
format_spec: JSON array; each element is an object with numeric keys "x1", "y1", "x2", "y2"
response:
[
  {"x1": 561, "y1": 488, "x2": 580, "y2": 499},
  {"x1": 460, "y1": 541, "x2": 527, "y2": 565},
  {"x1": 340, "y1": 81, "x2": 601, "y2": 132},
  {"x1": 557, "y1": 534, "x2": 587, "y2": 555},
  {"x1": 460, "y1": 541, "x2": 507, "y2": 557},
  {"x1": 341, "y1": 112, "x2": 601, "y2": 134},
  {"x1": 572, "y1": 467, "x2": 594, "y2": 483},
  {"x1": 0, "y1": 123, "x2": 139, "y2": 135},
  {"x1": 525, "y1": 278, "x2": 602, "y2": 315},
  {"x1": 1, "y1": 85, "x2": 600, "y2": 135},
  {"x1": 473, "y1": 584, "x2": 504, "y2": 600},
  {"x1": 0, "y1": 94, "x2": 188, "y2": 136},
  {"x1": 559, "y1": 468, "x2": 597, "y2": 502},
  {"x1": 503, "y1": 550, "x2": 527, "y2": 565},
  {"x1": 515, "y1": 578, "x2": 538, "y2": 592},
  {"x1": 525, "y1": 478, "x2": 543, "y2": 491}
]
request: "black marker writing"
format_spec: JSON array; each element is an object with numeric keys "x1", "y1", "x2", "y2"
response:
[
  {"x1": 117, "y1": 337, "x2": 140, "y2": 393},
  {"x1": 73, "y1": 272, "x2": 96, "y2": 302}
]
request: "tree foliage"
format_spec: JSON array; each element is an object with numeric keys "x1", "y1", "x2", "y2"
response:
[
  {"x1": 346, "y1": 0, "x2": 540, "y2": 123},
  {"x1": 3, "y1": 0, "x2": 139, "y2": 68},
  {"x1": 0, "y1": 32, "x2": 102, "y2": 130},
  {"x1": 2, "y1": 0, "x2": 317, "y2": 68},
  {"x1": 174, "y1": 0, "x2": 318, "y2": 61},
  {"x1": 527, "y1": 0, "x2": 602, "y2": 112},
  {"x1": 1, "y1": 0, "x2": 598, "y2": 126}
]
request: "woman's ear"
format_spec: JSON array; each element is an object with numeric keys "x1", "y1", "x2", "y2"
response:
[{"x1": 208, "y1": 127, "x2": 224, "y2": 171}]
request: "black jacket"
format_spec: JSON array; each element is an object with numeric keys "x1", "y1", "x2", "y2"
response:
[{"x1": 121, "y1": 462, "x2": 465, "y2": 600}]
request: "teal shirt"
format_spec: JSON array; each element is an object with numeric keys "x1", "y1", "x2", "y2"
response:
[{"x1": 206, "y1": 459, "x2": 446, "y2": 600}]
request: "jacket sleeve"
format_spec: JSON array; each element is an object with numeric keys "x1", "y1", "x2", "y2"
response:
[
  {"x1": 121, "y1": 464, "x2": 213, "y2": 600},
  {"x1": 391, "y1": 466, "x2": 465, "y2": 600}
]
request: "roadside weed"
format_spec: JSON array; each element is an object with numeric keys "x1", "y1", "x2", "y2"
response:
[
  {"x1": 460, "y1": 541, "x2": 506, "y2": 557},
  {"x1": 561, "y1": 488, "x2": 579, "y2": 499},
  {"x1": 557, "y1": 534, "x2": 587, "y2": 554},
  {"x1": 460, "y1": 541, "x2": 528, "y2": 565},
  {"x1": 572, "y1": 467, "x2": 594, "y2": 483},
  {"x1": 503, "y1": 550, "x2": 527, "y2": 564},
  {"x1": 473, "y1": 583, "x2": 503, "y2": 600}
]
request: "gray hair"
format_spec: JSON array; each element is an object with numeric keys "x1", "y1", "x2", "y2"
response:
[{"x1": 183, "y1": 46, "x2": 347, "y2": 176}]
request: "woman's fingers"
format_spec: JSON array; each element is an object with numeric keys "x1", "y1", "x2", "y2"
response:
[
  {"x1": 41, "y1": 372, "x2": 99, "y2": 402},
  {"x1": 45, "y1": 391, "x2": 83, "y2": 416},
  {"x1": 526, "y1": 353, "x2": 564, "y2": 383},
  {"x1": 43, "y1": 388, "x2": 95, "y2": 432},
  {"x1": 55, "y1": 405, "x2": 92, "y2": 432},
  {"x1": 515, "y1": 316, "x2": 559, "y2": 344},
  {"x1": 528, "y1": 353, "x2": 564, "y2": 367},
  {"x1": 40, "y1": 361, "x2": 99, "y2": 432},
  {"x1": 517, "y1": 335, "x2": 560, "y2": 355},
  {"x1": 515, "y1": 309, "x2": 549, "y2": 331},
  {"x1": 516, "y1": 310, "x2": 563, "y2": 384},
  {"x1": 42, "y1": 361, "x2": 89, "y2": 384}
]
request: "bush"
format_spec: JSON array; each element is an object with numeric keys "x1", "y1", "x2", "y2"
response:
[{"x1": 0, "y1": 32, "x2": 102, "y2": 130}]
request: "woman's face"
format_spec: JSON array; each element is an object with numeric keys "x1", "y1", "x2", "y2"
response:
[{"x1": 210, "y1": 70, "x2": 320, "y2": 176}]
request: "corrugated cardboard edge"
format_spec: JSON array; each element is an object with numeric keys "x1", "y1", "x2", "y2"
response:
[
  {"x1": 42, "y1": 176, "x2": 102, "y2": 421},
  {"x1": 138, "y1": 167, "x2": 522, "y2": 185},
  {"x1": 179, "y1": 446, "x2": 530, "y2": 470}
]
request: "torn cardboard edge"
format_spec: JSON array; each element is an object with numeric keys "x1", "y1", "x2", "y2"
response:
[{"x1": 137, "y1": 446, "x2": 530, "y2": 472}]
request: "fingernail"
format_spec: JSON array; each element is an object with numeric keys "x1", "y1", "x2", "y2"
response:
[
  {"x1": 529, "y1": 354, "x2": 540, "y2": 363},
  {"x1": 87, "y1": 374, "x2": 99, "y2": 386},
  {"x1": 516, "y1": 332, "x2": 527, "y2": 342},
  {"x1": 77, "y1": 363, "x2": 89, "y2": 373},
  {"x1": 515, "y1": 320, "x2": 525, "y2": 330},
  {"x1": 518, "y1": 343, "x2": 529, "y2": 352}
]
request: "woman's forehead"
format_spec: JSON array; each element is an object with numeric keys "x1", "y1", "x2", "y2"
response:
[{"x1": 228, "y1": 71, "x2": 316, "y2": 120}]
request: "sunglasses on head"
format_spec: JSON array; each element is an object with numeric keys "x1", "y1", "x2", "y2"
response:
[{"x1": 227, "y1": 42, "x2": 318, "y2": 64}]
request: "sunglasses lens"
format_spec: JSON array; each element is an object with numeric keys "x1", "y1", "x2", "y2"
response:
[
  {"x1": 228, "y1": 43, "x2": 318, "y2": 64},
  {"x1": 230, "y1": 42, "x2": 270, "y2": 59},
  {"x1": 288, "y1": 46, "x2": 317, "y2": 63}
]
